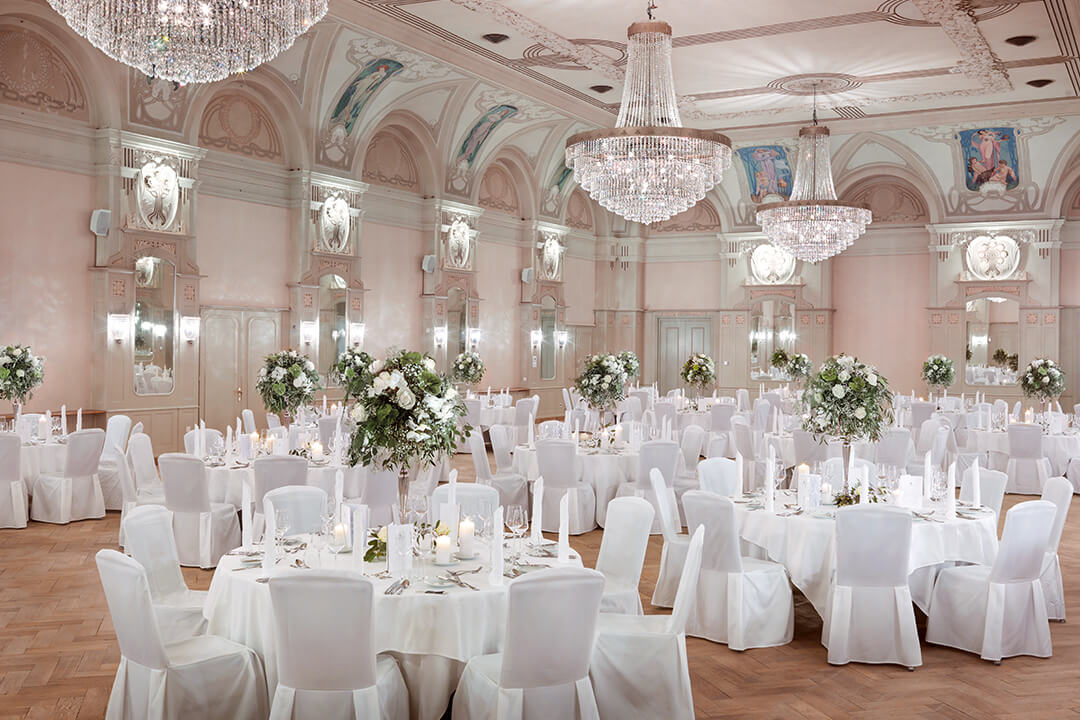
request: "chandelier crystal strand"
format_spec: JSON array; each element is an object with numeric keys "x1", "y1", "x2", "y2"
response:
[
  {"x1": 46, "y1": 0, "x2": 327, "y2": 84},
  {"x1": 566, "y1": 16, "x2": 731, "y2": 225},
  {"x1": 756, "y1": 125, "x2": 872, "y2": 263}
]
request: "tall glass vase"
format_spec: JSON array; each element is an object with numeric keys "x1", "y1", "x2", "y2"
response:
[
  {"x1": 841, "y1": 441, "x2": 852, "y2": 493},
  {"x1": 397, "y1": 466, "x2": 410, "y2": 525}
]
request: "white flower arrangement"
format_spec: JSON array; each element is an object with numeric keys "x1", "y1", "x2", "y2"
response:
[
  {"x1": 575, "y1": 353, "x2": 628, "y2": 412},
  {"x1": 618, "y1": 350, "x2": 640, "y2": 380},
  {"x1": 921, "y1": 354, "x2": 955, "y2": 390},
  {"x1": 256, "y1": 350, "x2": 322, "y2": 416},
  {"x1": 787, "y1": 353, "x2": 812, "y2": 381},
  {"x1": 1020, "y1": 358, "x2": 1066, "y2": 401},
  {"x1": 803, "y1": 354, "x2": 893, "y2": 444},
  {"x1": 330, "y1": 347, "x2": 373, "y2": 401},
  {"x1": 450, "y1": 351, "x2": 485, "y2": 385},
  {"x1": 680, "y1": 353, "x2": 716, "y2": 392},
  {"x1": 0, "y1": 344, "x2": 45, "y2": 408}
]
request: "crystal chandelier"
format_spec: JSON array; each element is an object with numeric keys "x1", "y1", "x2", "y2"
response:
[
  {"x1": 756, "y1": 102, "x2": 871, "y2": 262},
  {"x1": 45, "y1": 0, "x2": 327, "y2": 85},
  {"x1": 565, "y1": 3, "x2": 731, "y2": 225}
]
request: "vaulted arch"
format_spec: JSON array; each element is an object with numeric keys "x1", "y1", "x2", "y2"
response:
[
  {"x1": 474, "y1": 147, "x2": 537, "y2": 220},
  {"x1": 651, "y1": 199, "x2": 723, "y2": 234},
  {"x1": 358, "y1": 110, "x2": 439, "y2": 196},
  {"x1": 840, "y1": 173, "x2": 931, "y2": 226}
]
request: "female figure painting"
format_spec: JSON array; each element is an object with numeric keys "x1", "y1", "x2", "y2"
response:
[
  {"x1": 736, "y1": 145, "x2": 793, "y2": 202},
  {"x1": 959, "y1": 127, "x2": 1019, "y2": 191},
  {"x1": 331, "y1": 58, "x2": 403, "y2": 135},
  {"x1": 457, "y1": 105, "x2": 518, "y2": 166}
]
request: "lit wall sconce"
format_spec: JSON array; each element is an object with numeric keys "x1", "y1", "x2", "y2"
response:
[
  {"x1": 530, "y1": 329, "x2": 544, "y2": 353},
  {"x1": 555, "y1": 330, "x2": 569, "y2": 350},
  {"x1": 181, "y1": 316, "x2": 200, "y2": 344},
  {"x1": 108, "y1": 314, "x2": 129, "y2": 344},
  {"x1": 433, "y1": 326, "x2": 448, "y2": 348},
  {"x1": 300, "y1": 320, "x2": 317, "y2": 346},
  {"x1": 468, "y1": 328, "x2": 482, "y2": 349},
  {"x1": 349, "y1": 322, "x2": 365, "y2": 348},
  {"x1": 153, "y1": 323, "x2": 167, "y2": 339}
]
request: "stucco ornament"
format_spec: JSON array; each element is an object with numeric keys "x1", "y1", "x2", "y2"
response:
[
  {"x1": 136, "y1": 160, "x2": 179, "y2": 230},
  {"x1": 750, "y1": 243, "x2": 796, "y2": 284},
  {"x1": 319, "y1": 193, "x2": 352, "y2": 252}
]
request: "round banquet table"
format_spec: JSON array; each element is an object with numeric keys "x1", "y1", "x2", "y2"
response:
[
  {"x1": 205, "y1": 460, "x2": 363, "y2": 508},
  {"x1": 19, "y1": 440, "x2": 67, "y2": 490},
  {"x1": 733, "y1": 490, "x2": 998, "y2": 617},
  {"x1": 968, "y1": 428, "x2": 1080, "y2": 477},
  {"x1": 512, "y1": 443, "x2": 639, "y2": 526},
  {"x1": 475, "y1": 404, "x2": 515, "y2": 428},
  {"x1": 205, "y1": 541, "x2": 582, "y2": 720},
  {"x1": 676, "y1": 409, "x2": 711, "y2": 432}
]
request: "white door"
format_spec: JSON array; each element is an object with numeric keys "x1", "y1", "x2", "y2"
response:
[
  {"x1": 201, "y1": 308, "x2": 283, "y2": 432},
  {"x1": 657, "y1": 317, "x2": 711, "y2": 393}
]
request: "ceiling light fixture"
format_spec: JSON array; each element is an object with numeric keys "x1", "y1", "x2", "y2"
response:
[
  {"x1": 565, "y1": 1, "x2": 731, "y2": 225},
  {"x1": 44, "y1": 0, "x2": 327, "y2": 85},
  {"x1": 482, "y1": 33, "x2": 510, "y2": 44}
]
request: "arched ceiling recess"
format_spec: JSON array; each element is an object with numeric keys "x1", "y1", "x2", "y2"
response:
[
  {"x1": 358, "y1": 110, "x2": 440, "y2": 197},
  {"x1": 474, "y1": 147, "x2": 538, "y2": 220},
  {"x1": 840, "y1": 173, "x2": 932, "y2": 226}
]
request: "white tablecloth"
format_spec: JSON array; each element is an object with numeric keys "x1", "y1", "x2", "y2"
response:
[
  {"x1": 205, "y1": 542, "x2": 581, "y2": 720},
  {"x1": 20, "y1": 441, "x2": 66, "y2": 490},
  {"x1": 206, "y1": 462, "x2": 363, "y2": 507},
  {"x1": 475, "y1": 405, "x2": 515, "y2": 428},
  {"x1": 968, "y1": 429, "x2": 1080, "y2": 476},
  {"x1": 512, "y1": 444, "x2": 639, "y2": 525},
  {"x1": 733, "y1": 491, "x2": 998, "y2": 618}
]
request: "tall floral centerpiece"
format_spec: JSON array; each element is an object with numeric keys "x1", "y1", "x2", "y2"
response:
[
  {"x1": 921, "y1": 354, "x2": 955, "y2": 394},
  {"x1": 1020, "y1": 358, "x2": 1066, "y2": 413},
  {"x1": 347, "y1": 350, "x2": 467, "y2": 522},
  {"x1": 618, "y1": 350, "x2": 640, "y2": 383},
  {"x1": 450, "y1": 351, "x2": 485, "y2": 388},
  {"x1": 787, "y1": 353, "x2": 812, "y2": 384},
  {"x1": 770, "y1": 348, "x2": 790, "y2": 376},
  {"x1": 575, "y1": 353, "x2": 628, "y2": 430},
  {"x1": 803, "y1": 354, "x2": 892, "y2": 491},
  {"x1": 257, "y1": 350, "x2": 322, "y2": 421},
  {"x1": 330, "y1": 347, "x2": 373, "y2": 402},
  {"x1": 0, "y1": 345, "x2": 45, "y2": 413},
  {"x1": 680, "y1": 353, "x2": 716, "y2": 398}
]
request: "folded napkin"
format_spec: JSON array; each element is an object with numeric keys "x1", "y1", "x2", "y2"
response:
[
  {"x1": 972, "y1": 457, "x2": 982, "y2": 507},
  {"x1": 558, "y1": 493, "x2": 569, "y2": 564},
  {"x1": 334, "y1": 469, "x2": 344, "y2": 510},
  {"x1": 75, "y1": 407, "x2": 82, "y2": 432},
  {"x1": 530, "y1": 477, "x2": 544, "y2": 544},
  {"x1": 60, "y1": 405, "x2": 67, "y2": 436},
  {"x1": 858, "y1": 466, "x2": 870, "y2": 505},
  {"x1": 764, "y1": 445, "x2": 776, "y2": 513},
  {"x1": 922, "y1": 451, "x2": 932, "y2": 501},
  {"x1": 262, "y1": 498, "x2": 277, "y2": 572},
  {"x1": 489, "y1": 506, "x2": 505, "y2": 586},
  {"x1": 945, "y1": 462, "x2": 957, "y2": 519},
  {"x1": 387, "y1": 523, "x2": 413, "y2": 577}
]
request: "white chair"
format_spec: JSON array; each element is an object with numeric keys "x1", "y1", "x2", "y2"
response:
[
  {"x1": 673, "y1": 424, "x2": 706, "y2": 521},
  {"x1": 927, "y1": 500, "x2": 1056, "y2": 663},
  {"x1": 252, "y1": 455, "x2": 308, "y2": 535},
  {"x1": 98, "y1": 414, "x2": 133, "y2": 510},
  {"x1": 909, "y1": 401, "x2": 935, "y2": 430},
  {"x1": 905, "y1": 422, "x2": 950, "y2": 476},
  {"x1": 615, "y1": 439, "x2": 679, "y2": 534},
  {"x1": 537, "y1": 420, "x2": 565, "y2": 440},
  {"x1": 489, "y1": 425, "x2": 517, "y2": 475},
  {"x1": 265, "y1": 485, "x2": 328, "y2": 536},
  {"x1": 731, "y1": 418, "x2": 766, "y2": 492},
  {"x1": 30, "y1": 428, "x2": 106, "y2": 524},
  {"x1": 468, "y1": 430, "x2": 528, "y2": 509},
  {"x1": 591, "y1": 526, "x2": 703, "y2": 720},
  {"x1": 122, "y1": 505, "x2": 209, "y2": 643},
  {"x1": 735, "y1": 388, "x2": 750, "y2": 412},
  {"x1": 512, "y1": 397, "x2": 537, "y2": 446},
  {"x1": 127, "y1": 432, "x2": 165, "y2": 502},
  {"x1": 751, "y1": 399, "x2": 771, "y2": 433},
  {"x1": 242, "y1": 409, "x2": 257, "y2": 434},
  {"x1": 0, "y1": 433, "x2": 27, "y2": 528},
  {"x1": 708, "y1": 403, "x2": 735, "y2": 458},
  {"x1": 267, "y1": 571, "x2": 408, "y2": 720},
  {"x1": 682, "y1": 490, "x2": 793, "y2": 650},
  {"x1": 159, "y1": 453, "x2": 240, "y2": 568},
  {"x1": 875, "y1": 428, "x2": 912, "y2": 470},
  {"x1": 96, "y1": 549, "x2": 268, "y2": 720},
  {"x1": 361, "y1": 469, "x2": 402, "y2": 528},
  {"x1": 619, "y1": 395, "x2": 643, "y2": 424},
  {"x1": 1005, "y1": 424, "x2": 1051, "y2": 494},
  {"x1": 595, "y1": 497, "x2": 653, "y2": 615},
  {"x1": 266, "y1": 413, "x2": 282, "y2": 429},
  {"x1": 432, "y1": 483, "x2": 500, "y2": 520},
  {"x1": 960, "y1": 465, "x2": 1008, "y2": 521},
  {"x1": 793, "y1": 429, "x2": 827, "y2": 467},
  {"x1": 184, "y1": 427, "x2": 224, "y2": 456},
  {"x1": 649, "y1": 468, "x2": 690, "y2": 609},
  {"x1": 1039, "y1": 477, "x2": 1072, "y2": 621},
  {"x1": 697, "y1": 457, "x2": 739, "y2": 496},
  {"x1": 823, "y1": 505, "x2": 921, "y2": 668},
  {"x1": 536, "y1": 439, "x2": 596, "y2": 534},
  {"x1": 452, "y1": 567, "x2": 604, "y2": 720}
]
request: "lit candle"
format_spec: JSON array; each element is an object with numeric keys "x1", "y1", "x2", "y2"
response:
[
  {"x1": 1025, "y1": 408, "x2": 1034, "y2": 424},
  {"x1": 311, "y1": 441, "x2": 324, "y2": 462},
  {"x1": 435, "y1": 534, "x2": 452, "y2": 564},
  {"x1": 333, "y1": 522, "x2": 346, "y2": 547},
  {"x1": 38, "y1": 416, "x2": 49, "y2": 442},
  {"x1": 459, "y1": 517, "x2": 475, "y2": 558}
]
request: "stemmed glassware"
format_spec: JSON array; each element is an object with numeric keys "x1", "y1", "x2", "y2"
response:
[{"x1": 505, "y1": 505, "x2": 527, "y2": 561}]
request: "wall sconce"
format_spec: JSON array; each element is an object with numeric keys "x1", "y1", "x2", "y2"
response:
[
  {"x1": 349, "y1": 322, "x2": 365, "y2": 348},
  {"x1": 555, "y1": 330, "x2": 569, "y2": 350},
  {"x1": 468, "y1": 328, "x2": 482, "y2": 349},
  {"x1": 181, "y1": 316, "x2": 200, "y2": 344},
  {"x1": 300, "y1": 321, "x2": 317, "y2": 346},
  {"x1": 433, "y1": 326, "x2": 448, "y2": 348},
  {"x1": 108, "y1": 314, "x2": 129, "y2": 344},
  {"x1": 530, "y1": 329, "x2": 543, "y2": 353}
]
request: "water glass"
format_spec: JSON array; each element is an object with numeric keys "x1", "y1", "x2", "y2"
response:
[{"x1": 505, "y1": 505, "x2": 527, "y2": 559}]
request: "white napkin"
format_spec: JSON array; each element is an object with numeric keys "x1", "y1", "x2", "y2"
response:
[
  {"x1": 972, "y1": 457, "x2": 982, "y2": 508},
  {"x1": 486, "y1": 387, "x2": 491, "y2": 405},
  {"x1": 796, "y1": 465, "x2": 809, "y2": 508},
  {"x1": 238, "y1": 434, "x2": 251, "y2": 462},
  {"x1": 440, "y1": 502, "x2": 459, "y2": 547},
  {"x1": 60, "y1": 405, "x2": 67, "y2": 436},
  {"x1": 334, "y1": 469, "x2": 344, "y2": 510},
  {"x1": 235, "y1": 417, "x2": 242, "y2": 444},
  {"x1": 262, "y1": 498, "x2": 277, "y2": 572},
  {"x1": 764, "y1": 445, "x2": 776, "y2": 512},
  {"x1": 558, "y1": 493, "x2": 569, "y2": 564},
  {"x1": 448, "y1": 469, "x2": 457, "y2": 508},
  {"x1": 858, "y1": 466, "x2": 870, "y2": 505},
  {"x1": 75, "y1": 407, "x2": 82, "y2": 432},
  {"x1": 322, "y1": 394, "x2": 327, "y2": 415},
  {"x1": 348, "y1": 503, "x2": 369, "y2": 557},
  {"x1": 922, "y1": 451, "x2": 932, "y2": 501},
  {"x1": 199, "y1": 419, "x2": 207, "y2": 459},
  {"x1": 489, "y1": 506, "x2": 505, "y2": 586},
  {"x1": 388, "y1": 523, "x2": 413, "y2": 576},
  {"x1": 945, "y1": 462, "x2": 957, "y2": 519},
  {"x1": 735, "y1": 451, "x2": 744, "y2": 494},
  {"x1": 224, "y1": 426, "x2": 234, "y2": 465},
  {"x1": 530, "y1": 477, "x2": 544, "y2": 543}
]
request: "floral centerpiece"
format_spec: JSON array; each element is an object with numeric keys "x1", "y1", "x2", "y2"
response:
[
  {"x1": 803, "y1": 355, "x2": 892, "y2": 490},
  {"x1": 347, "y1": 350, "x2": 468, "y2": 522},
  {"x1": 770, "y1": 348, "x2": 790, "y2": 373},
  {"x1": 1020, "y1": 358, "x2": 1066, "y2": 407},
  {"x1": 618, "y1": 350, "x2": 640, "y2": 381},
  {"x1": 575, "y1": 353, "x2": 628, "y2": 424},
  {"x1": 680, "y1": 353, "x2": 716, "y2": 396},
  {"x1": 257, "y1": 350, "x2": 321, "y2": 419},
  {"x1": 0, "y1": 344, "x2": 45, "y2": 412},
  {"x1": 450, "y1": 351, "x2": 485, "y2": 386},
  {"x1": 787, "y1": 353, "x2": 812, "y2": 383},
  {"x1": 330, "y1": 347, "x2": 373, "y2": 402},
  {"x1": 921, "y1": 354, "x2": 955, "y2": 392}
]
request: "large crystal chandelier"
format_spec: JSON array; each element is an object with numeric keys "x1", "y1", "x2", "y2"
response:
[
  {"x1": 45, "y1": 0, "x2": 327, "y2": 85},
  {"x1": 565, "y1": 3, "x2": 731, "y2": 225},
  {"x1": 756, "y1": 109, "x2": 871, "y2": 262}
]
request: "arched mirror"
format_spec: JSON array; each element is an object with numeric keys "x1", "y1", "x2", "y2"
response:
[
  {"x1": 133, "y1": 256, "x2": 176, "y2": 395},
  {"x1": 965, "y1": 297, "x2": 1019, "y2": 386},
  {"x1": 749, "y1": 299, "x2": 795, "y2": 380},
  {"x1": 319, "y1": 274, "x2": 348, "y2": 385},
  {"x1": 540, "y1": 295, "x2": 557, "y2": 381},
  {"x1": 446, "y1": 287, "x2": 467, "y2": 360}
]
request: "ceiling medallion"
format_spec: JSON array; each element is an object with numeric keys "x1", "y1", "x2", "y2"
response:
[
  {"x1": 564, "y1": 2, "x2": 731, "y2": 225},
  {"x1": 44, "y1": 0, "x2": 327, "y2": 84}
]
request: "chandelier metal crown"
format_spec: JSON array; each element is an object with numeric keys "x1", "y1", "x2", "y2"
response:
[
  {"x1": 565, "y1": 6, "x2": 732, "y2": 226},
  {"x1": 45, "y1": 0, "x2": 327, "y2": 85}
]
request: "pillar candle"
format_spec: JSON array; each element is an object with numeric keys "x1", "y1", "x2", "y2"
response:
[
  {"x1": 435, "y1": 535, "x2": 451, "y2": 564},
  {"x1": 972, "y1": 457, "x2": 982, "y2": 508},
  {"x1": 459, "y1": 517, "x2": 475, "y2": 558}
]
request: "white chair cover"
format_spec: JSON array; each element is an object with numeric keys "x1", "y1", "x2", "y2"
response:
[
  {"x1": 468, "y1": 430, "x2": 528, "y2": 509},
  {"x1": 96, "y1": 550, "x2": 267, "y2": 720},
  {"x1": 614, "y1": 440, "x2": 679, "y2": 534},
  {"x1": 595, "y1": 497, "x2": 653, "y2": 615},
  {"x1": 512, "y1": 398, "x2": 537, "y2": 447},
  {"x1": 362, "y1": 469, "x2": 404, "y2": 528},
  {"x1": 31, "y1": 428, "x2": 105, "y2": 524},
  {"x1": 1006, "y1": 424, "x2": 1052, "y2": 494},
  {"x1": 682, "y1": 490, "x2": 793, "y2": 650},
  {"x1": 536, "y1": 439, "x2": 596, "y2": 534},
  {"x1": 122, "y1": 505, "x2": 209, "y2": 643},
  {"x1": 649, "y1": 468, "x2": 689, "y2": 609},
  {"x1": 927, "y1": 500, "x2": 1055, "y2": 662},
  {"x1": 709, "y1": 403, "x2": 735, "y2": 458},
  {"x1": 960, "y1": 466, "x2": 1007, "y2": 521},
  {"x1": 1039, "y1": 477, "x2": 1072, "y2": 621},
  {"x1": 128, "y1": 433, "x2": 164, "y2": 500},
  {"x1": 731, "y1": 419, "x2": 765, "y2": 492},
  {"x1": 0, "y1": 433, "x2": 27, "y2": 528},
  {"x1": 264, "y1": 485, "x2": 328, "y2": 536},
  {"x1": 875, "y1": 428, "x2": 912, "y2": 470},
  {"x1": 267, "y1": 571, "x2": 408, "y2": 720},
  {"x1": 909, "y1": 401, "x2": 934, "y2": 430},
  {"x1": 242, "y1": 409, "x2": 257, "y2": 434},
  {"x1": 822, "y1": 505, "x2": 921, "y2": 668},
  {"x1": 97, "y1": 414, "x2": 133, "y2": 510},
  {"x1": 489, "y1": 425, "x2": 517, "y2": 475},
  {"x1": 183, "y1": 427, "x2": 223, "y2": 456},
  {"x1": 159, "y1": 453, "x2": 240, "y2": 568},
  {"x1": 266, "y1": 413, "x2": 282, "y2": 429},
  {"x1": 432, "y1": 483, "x2": 500, "y2": 520},
  {"x1": 252, "y1": 455, "x2": 309, "y2": 535},
  {"x1": 697, "y1": 457, "x2": 739, "y2": 496},
  {"x1": 453, "y1": 568, "x2": 604, "y2": 720},
  {"x1": 751, "y1": 400, "x2": 771, "y2": 433},
  {"x1": 735, "y1": 388, "x2": 750, "y2": 412}
]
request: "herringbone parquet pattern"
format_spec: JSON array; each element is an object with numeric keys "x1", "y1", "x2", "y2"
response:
[{"x1": 2, "y1": 457, "x2": 1079, "y2": 718}]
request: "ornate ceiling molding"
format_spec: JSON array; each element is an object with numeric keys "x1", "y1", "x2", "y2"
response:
[
  {"x1": 909, "y1": 0, "x2": 1011, "y2": 93},
  {"x1": 346, "y1": 36, "x2": 454, "y2": 81}
]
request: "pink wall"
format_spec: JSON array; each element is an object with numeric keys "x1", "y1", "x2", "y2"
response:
[
  {"x1": 563, "y1": 256, "x2": 595, "y2": 325},
  {"x1": 1062, "y1": 249, "x2": 1080, "y2": 306},
  {"x1": 197, "y1": 195, "x2": 291, "y2": 308},
  {"x1": 476, "y1": 242, "x2": 522, "y2": 388},
  {"x1": 361, "y1": 222, "x2": 424, "y2": 358},
  {"x1": 832, "y1": 252, "x2": 929, "y2": 393},
  {"x1": 644, "y1": 261, "x2": 725, "y2": 310}
]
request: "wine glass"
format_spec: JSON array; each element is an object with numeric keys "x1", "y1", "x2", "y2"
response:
[
  {"x1": 505, "y1": 505, "x2": 527, "y2": 560},
  {"x1": 274, "y1": 508, "x2": 290, "y2": 553}
]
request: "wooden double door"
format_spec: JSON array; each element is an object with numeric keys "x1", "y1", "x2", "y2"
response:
[
  {"x1": 200, "y1": 308, "x2": 284, "y2": 433},
  {"x1": 657, "y1": 317, "x2": 711, "y2": 393}
]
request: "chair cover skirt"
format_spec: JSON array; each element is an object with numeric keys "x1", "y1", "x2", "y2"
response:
[
  {"x1": 452, "y1": 653, "x2": 600, "y2": 720},
  {"x1": 31, "y1": 474, "x2": 105, "y2": 524},
  {"x1": 1041, "y1": 551, "x2": 1066, "y2": 621},
  {"x1": 98, "y1": 455, "x2": 127, "y2": 511},
  {"x1": 822, "y1": 585, "x2": 921, "y2": 667},
  {"x1": 686, "y1": 558, "x2": 793, "y2": 650},
  {"x1": 172, "y1": 504, "x2": 241, "y2": 568},
  {"x1": 650, "y1": 535, "x2": 689, "y2": 609},
  {"x1": 612, "y1": 483, "x2": 677, "y2": 535},
  {"x1": 1, "y1": 478, "x2": 28, "y2": 528},
  {"x1": 268, "y1": 655, "x2": 408, "y2": 720},
  {"x1": 153, "y1": 591, "x2": 210, "y2": 644},
  {"x1": 1006, "y1": 457, "x2": 1052, "y2": 495},
  {"x1": 540, "y1": 486, "x2": 596, "y2": 535}
]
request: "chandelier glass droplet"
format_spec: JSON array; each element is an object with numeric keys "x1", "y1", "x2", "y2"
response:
[
  {"x1": 756, "y1": 126, "x2": 872, "y2": 263},
  {"x1": 565, "y1": 19, "x2": 731, "y2": 225},
  {"x1": 45, "y1": 0, "x2": 328, "y2": 84}
]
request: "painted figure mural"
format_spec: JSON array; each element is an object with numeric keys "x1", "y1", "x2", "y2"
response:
[
  {"x1": 959, "y1": 127, "x2": 1019, "y2": 191},
  {"x1": 330, "y1": 58, "x2": 404, "y2": 135},
  {"x1": 457, "y1": 104, "x2": 518, "y2": 166},
  {"x1": 736, "y1": 145, "x2": 793, "y2": 202}
]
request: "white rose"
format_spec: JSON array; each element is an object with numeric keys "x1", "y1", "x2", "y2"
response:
[
  {"x1": 15, "y1": 369, "x2": 25, "y2": 378},
  {"x1": 854, "y1": 407, "x2": 867, "y2": 420},
  {"x1": 832, "y1": 384, "x2": 846, "y2": 399},
  {"x1": 350, "y1": 405, "x2": 367, "y2": 422},
  {"x1": 1043, "y1": 376, "x2": 1050, "y2": 384},
  {"x1": 424, "y1": 358, "x2": 436, "y2": 372},
  {"x1": 445, "y1": 387, "x2": 458, "y2": 400},
  {"x1": 305, "y1": 360, "x2": 315, "y2": 372},
  {"x1": 0, "y1": 356, "x2": 8, "y2": 365},
  {"x1": 293, "y1": 377, "x2": 305, "y2": 388},
  {"x1": 837, "y1": 370, "x2": 850, "y2": 383},
  {"x1": 10, "y1": 348, "x2": 21, "y2": 357},
  {"x1": 397, "y1": 388, "x2": 416, "y2": 410},
  {"x1": 866, "y1": 372, "x2": 878, "y2": 387}
]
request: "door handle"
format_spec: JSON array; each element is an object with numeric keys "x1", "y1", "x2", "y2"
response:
[{"x1": 236, "y1": 386, "x2": 243, "y2": 404}]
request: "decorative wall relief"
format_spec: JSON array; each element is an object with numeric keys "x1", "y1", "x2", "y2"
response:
[
  {"x1": 446, "y1": 218, "x2": 472, "y2": 269},
  {"x1": 843, "y1": 178, "x2": 929, "y2": 224},
  {"x1": 536, "y1": 229, "x2": 565, "y2": 282},
  {"x1": 652, "y1": 200, "x2": 722, "y2": 233},
  {"x1": 965, "y1": 233, "x2": 1021, "y2": 280},
  {"x1": 198, "y1": 91, "x2": 283, "y2": 161},
  {"x1": 736, "y1": 145, "x2": 793, "y2": 202},
  {"x1": 318, "y1": 192, "x2": 352, "y2": 253},
  {"x1": 135, "y1": 159, "x2": 180, "y2": 231},
  {"x1": 129, "y1": 70, "x2": 189, "y2": 132},
  {"x1": 0, "y1": 26, "x2": 88, "y2": 120},
  {"x1": 477, "y1": 164, "x2": 520, "y2": 215},
  {"x1": 306, "y1": 178, "x2": 366, "y2": 258},
  {"x1": 749, "y1": 243, "x2": 796, "y2": 284},
  {"x1": 958, "y1": 127, "x2": 1019, "y2": 193},
  {"x1": 361, "y1": 131, "x2": 419, "y2": 191}
]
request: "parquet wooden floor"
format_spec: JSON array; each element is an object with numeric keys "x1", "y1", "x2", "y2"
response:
[{"x1": 3, "y1": 456, "x2": 1080, "y2": 718}]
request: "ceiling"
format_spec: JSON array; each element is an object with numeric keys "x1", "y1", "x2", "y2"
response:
[{"x1": 349, "y1": 0, "x2": 1080, "y2": 132}]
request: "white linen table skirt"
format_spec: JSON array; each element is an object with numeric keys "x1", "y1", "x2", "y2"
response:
[
  {"x1": 476, "y1": 406, "x2": 515, "y2": 429},
  {"x1": 20, "y1": 442, "x2": 66, "y2": 493},
  {"x1": 968, "y1": 429, "x2": 1080, "y2": 476},
  {"x1": 512, "y1": 445, "x2": 638, "y2": 526},
  {"x1": 206, "y1": 462, "x2": 364, "y2": 508}
]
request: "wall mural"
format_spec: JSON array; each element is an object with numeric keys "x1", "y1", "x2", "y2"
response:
[
  {"x1": 330, "y1": 58, "x2": 404, "y2": 136},
  {"x1": 959, "y1": 127, "x2": 1019, "y2": 192},
  {"x1": 457, "y1": 104, "x2": 518, "y2": 166},
  {"x1": 736, "y1": 145, "x2": 793, "y2": 203}
]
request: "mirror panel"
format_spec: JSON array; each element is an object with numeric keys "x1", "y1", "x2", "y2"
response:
[
  {"x1": 540, "y1": 295, "x2": 557, "y2": 381},
  {"x1": 965, "y1": 297, "x2": 1019, "y2": 386},
  {"x1": 319, "y1": 274, "x2": 348, "y2": 385},
  {"x1": 447, "y1": 287, "x2": 467, "y2": 361},
  {"x1": 133, "y1": 256, "x2": 176, "y2": 395},
  {"x1": 749, "y1": 299, "x2": 795, "y2": 380}
]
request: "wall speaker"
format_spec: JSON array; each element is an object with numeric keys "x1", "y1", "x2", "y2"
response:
[
  {"x1": 90, "y1": 209, "x2": 111, "y2": 237},
  {"x1": 421, "y1": 254, "x2": 437, "y2": 273},
  {"x1": 521, "y1": 267, "x2": 534, "y2": 284}
]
